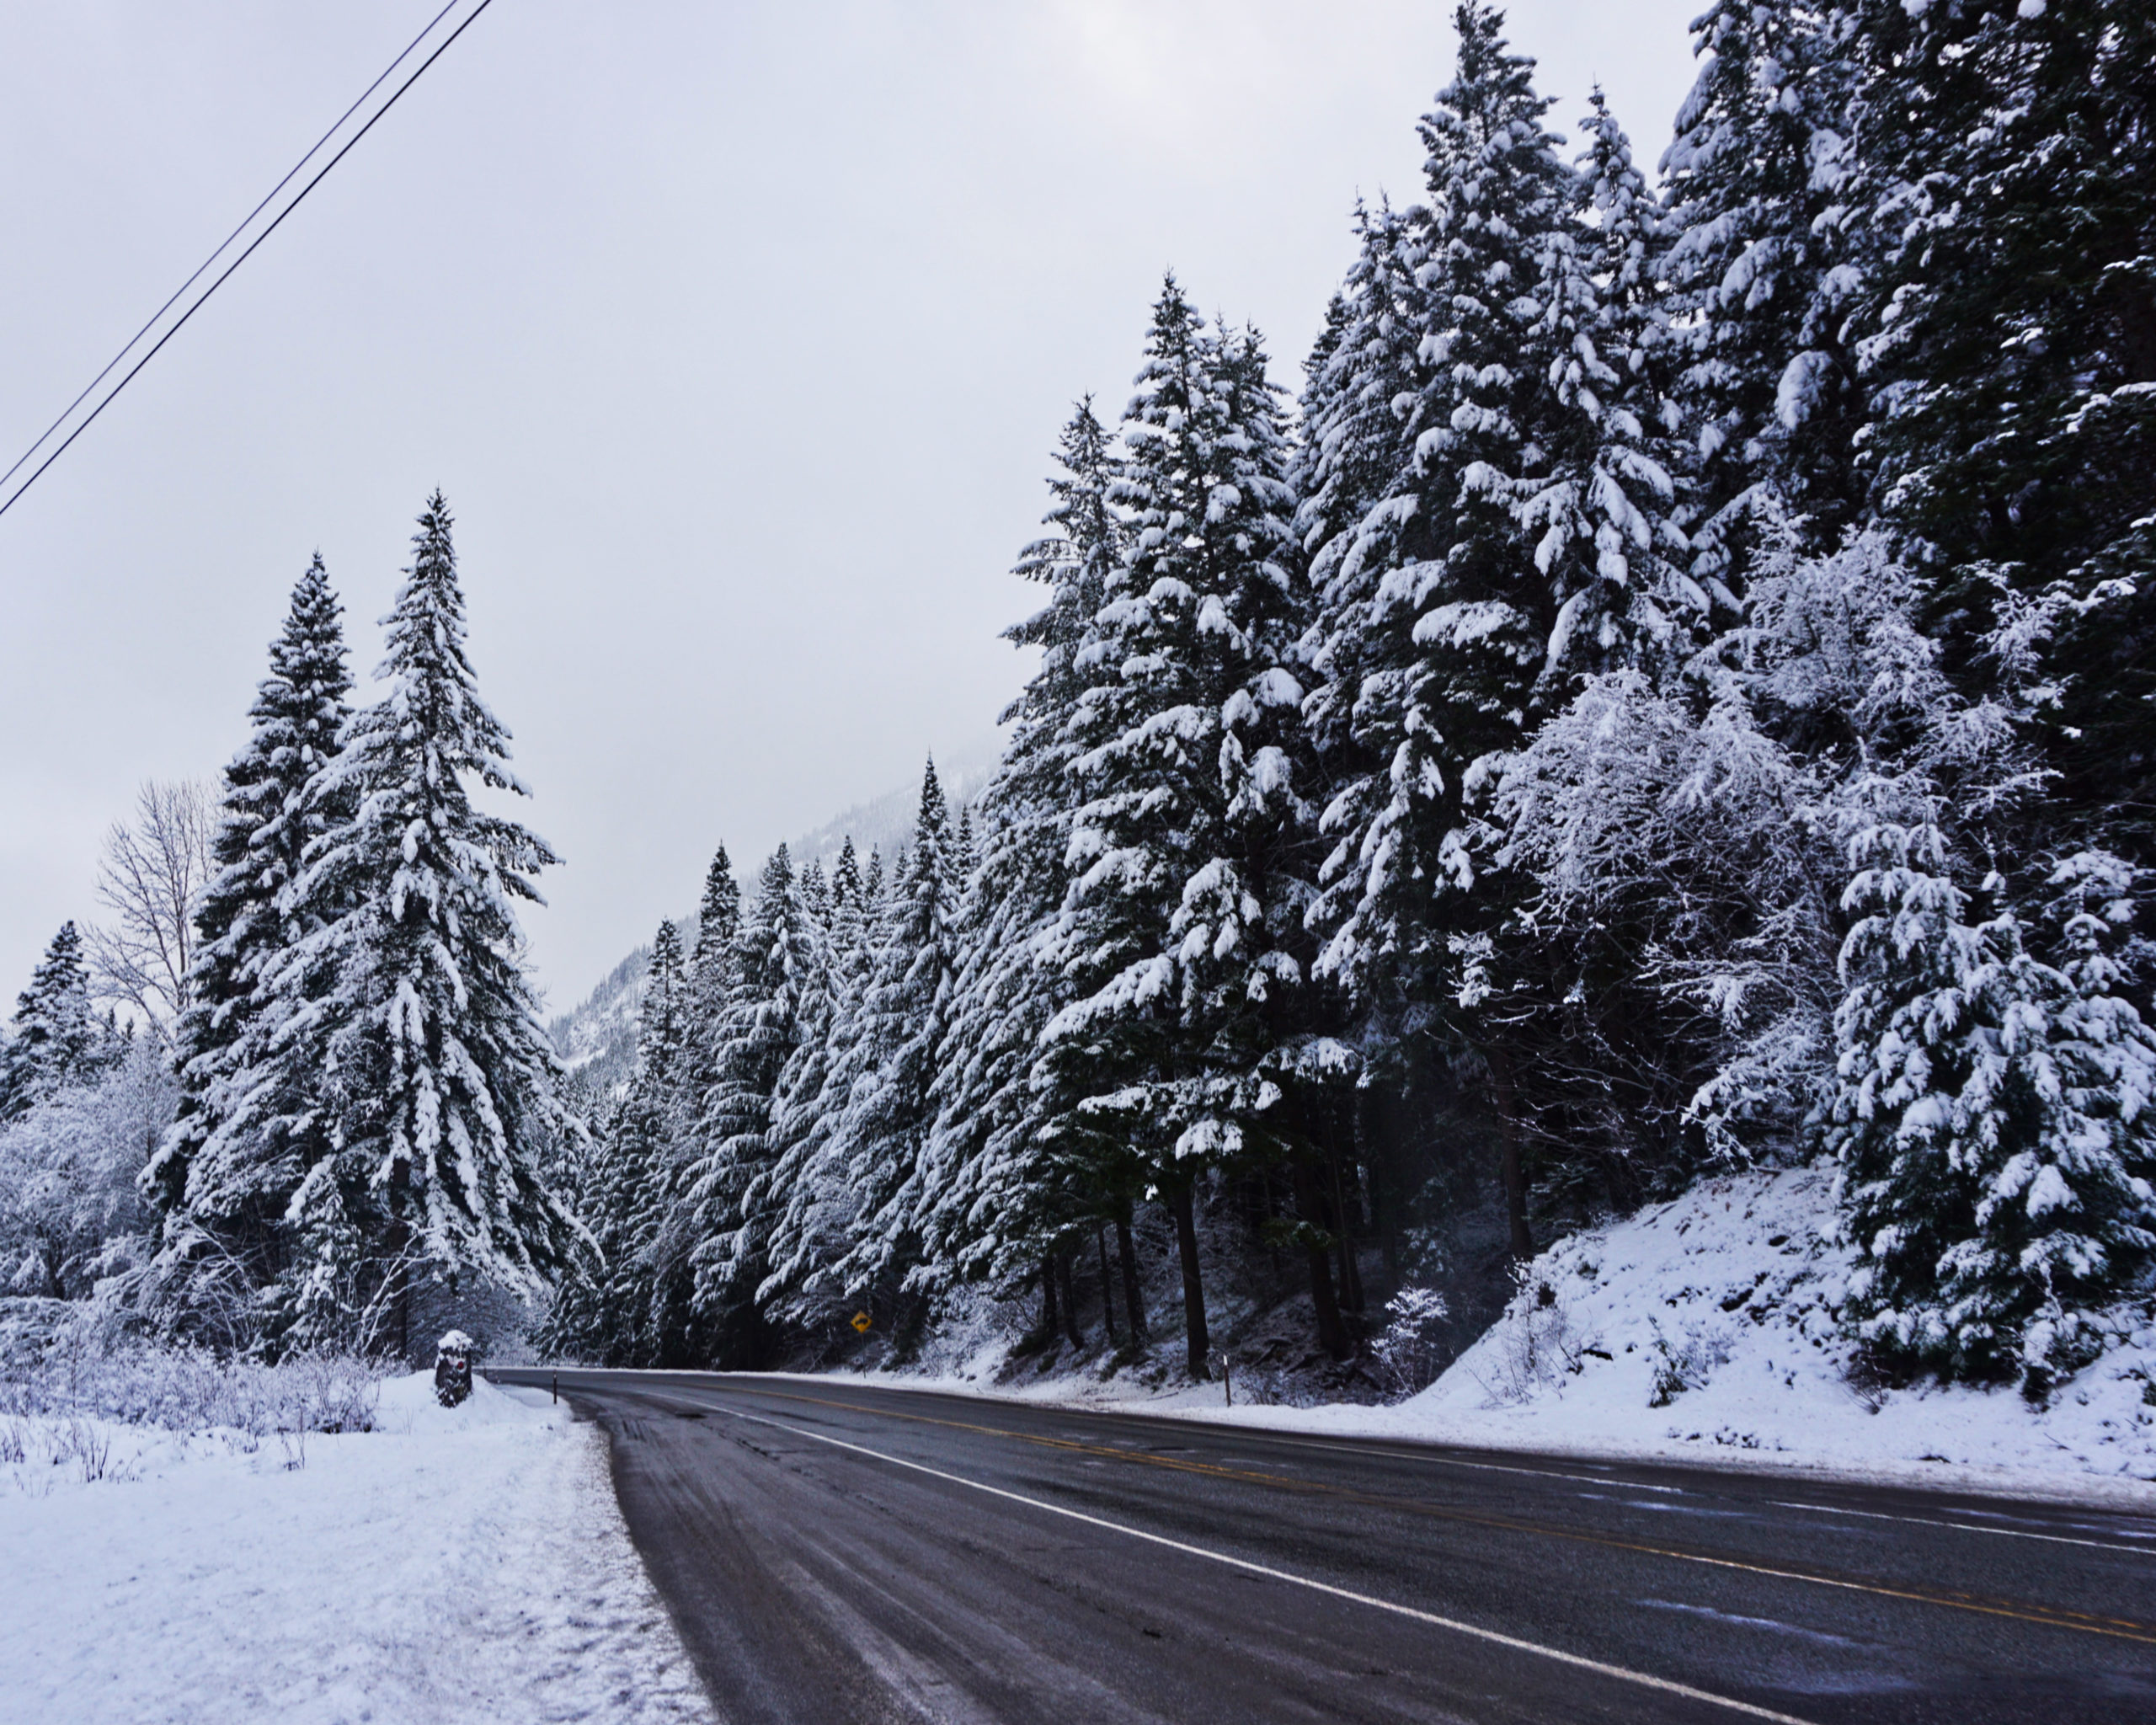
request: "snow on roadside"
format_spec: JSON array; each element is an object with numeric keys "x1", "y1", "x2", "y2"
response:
[
  {"x1": 794, "y1": 1167, "x2": 2156, "y2": 1508},
  {"x1": 0, "y1": 1371, "x2": 712, "y2": 1725},
  {"x1": 1401, "y1": 1165, "x2": 2156, "y2": 1499}
]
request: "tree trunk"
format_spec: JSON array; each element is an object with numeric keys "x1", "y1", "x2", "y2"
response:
[
  {"x1": 1039, "y1": 1250, "x2": 1059, "y2": 1343},
  {"x1": 1167, "y1": 1183, "x2": 1209, "y2": 1379},
  {"x1": 1116, "y1": 1209, "x2": 1148, "y2": 1342},
  {"x1": 1294, "y1": 1163, "x2": 1349, "y2": 1360},
  {"x1": 1330, "y1": 1147, "x2": 1366, "y2": 1316},
  {"x1": 1058, "y1": 1249, "x2": 1085, "y2": 1348},
  {"x1": 1486, "y1": 1052, "x2": 1535, "y2": 1260},
  {"x1": 1096, "y1": 1228, "x2": 1119, "y2": 1344}
]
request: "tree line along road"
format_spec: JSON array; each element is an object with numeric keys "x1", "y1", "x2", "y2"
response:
[{"x1": 489, "y1": 1369, "x2": 2156, "y2": 1724}]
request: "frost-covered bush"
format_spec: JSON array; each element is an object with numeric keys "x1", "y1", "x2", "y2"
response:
[
  {"x1": 0, "y1": 1307, "x2": 379, "y2": 1436},
  {"x1": 1646, "y1": 1316, "x2": 1733, "y2": 1407},
  {"x1": 1473, "y1": 1265, "x2": 1599, "y2": 1405},
  {"x1": 1373, "y1": 1286, "x2": 1451, "y2": 1399},
  {"x1": 0, "y1": 1032, "x2": 168, "y2": 1300}
]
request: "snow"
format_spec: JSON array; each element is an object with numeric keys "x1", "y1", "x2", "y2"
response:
[
  {"x1": 0, "y1": 1371, "x2": 711, "y2": 1724},
  {"x1": 817, "y1": 1167, "x2": 2156, "y2": 1511}
]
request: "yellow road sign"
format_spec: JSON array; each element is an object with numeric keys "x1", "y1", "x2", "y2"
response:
[{"x1": 851, "y1": 1311, "x2": 873, "y2": 1333}]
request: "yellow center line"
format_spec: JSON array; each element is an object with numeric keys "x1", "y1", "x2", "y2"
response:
[{"x1": 662, "y1": 1377, "x2": 2156, "y2": 1648}]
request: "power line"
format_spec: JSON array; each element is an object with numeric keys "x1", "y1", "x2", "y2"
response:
[
  {"x1": 0, "y1": 0, "x2": 465, "y2": 500},
  {"x1": 0, "y1": 0, "x2": 498, "y2": 523}
]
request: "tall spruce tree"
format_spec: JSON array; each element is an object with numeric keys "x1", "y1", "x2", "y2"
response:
[
  {"x1": 1527, "y1": 91, "x2": 1697, "y2": 687},
  {"x1": 0, "y1": 922, "x2": 105, "y2": 1122},
  {"x1": 274, "y1": 492, "x2": 579, "y2": 1351},
  {"x1": 1303, "y1": 5, "x2": 1577, "y2": 1002},
  {"x1": 542, "y1": 918, "x2": 686, "y2": 1364},
  {"x1": 1659, "y1": 0, "x2": 1869, "y2": 579},
  {"x1": 1038, "y1": 279, "x2": 1310, "y2": 1377},
  {"x1": 760, "y1": 837, "x2": 875, "y2": 1325},
  {"x1": 638, "y1": 841, "x2": 738, "y2": 1363},
  {"x1": 915, "y1": 404, "x2": 1124, "y2": 1299},
  {"x1": 1298, "y1": 6, "x2": 1586, "y2": 1256},
  {"x1": 147, "y1": 558, "x2": 353, "y2": 1327},
  {"x1": 1831, "y1": 820, "x2": 2156, "y2": 1389},
  {"x1": 1847, "y1": 0, "x2": 2156, "y2": 867},
  {"x1": 814, "y1": 762, "x2": 963, "y2": 1316},
  {"x1": 686, "y1": 845, "x2": 808, "y2": 1363}
]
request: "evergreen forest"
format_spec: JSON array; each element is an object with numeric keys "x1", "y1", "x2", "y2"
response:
[{"x1": 7, "y1": 1, "x2": 2154, "y2": 1402}]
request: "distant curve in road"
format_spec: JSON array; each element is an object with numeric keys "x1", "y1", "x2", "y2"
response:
[{"x1": 490, "y1": 1369, "x2": 2156, "y2": 1725}]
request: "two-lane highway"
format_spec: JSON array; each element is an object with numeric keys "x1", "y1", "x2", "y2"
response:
[{"x1": 490, "y1": 1370, "x2": 2156, "y2": 1723}]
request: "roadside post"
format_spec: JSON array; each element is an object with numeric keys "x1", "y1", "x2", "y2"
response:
[{"x1": 434, "y1": 1330, "x2": 474, "y2": 1408}]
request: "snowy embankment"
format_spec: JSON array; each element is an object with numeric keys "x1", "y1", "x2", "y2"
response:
[
  {"x1": 0, "y1": 1371, "x2": 710, "y2": 1725},
  {"x1": 851, "y1": 1167, "x2": 2156, "y2": 1507}
]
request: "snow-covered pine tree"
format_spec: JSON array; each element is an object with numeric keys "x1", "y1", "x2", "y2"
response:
[
  {"x1": 627, "y1": 843, "x2": 738, "y2": 1364},
  {"x1": 541, "y1": 916, "x2": 686, "y2": 1364},
  {"x1": 692, "y1": 844, "x2": 741, "y2": 969},
  {"x1": 914, "y1": 403, "x2": 1126, "y2": 1304},
  {"x1": 812, "y1": 761, "x2": 963, "y2": 1320},
  {"x1": 1525, "y1": 90, "x2": 1697, "y2": 689},
  {"x1": 686, "y1": 845, "x2": 809, "y2": 1364},
  {"x1": 1295, "y1": 8, "x2": 1591, "y2": 1258},
  {"x1": 273, "y1": 492, "x2": 581, "y2": 1353},
  {"x1": 1429, "y1": 92, "x2": 1715, "y2": 1204},
  {"x1": 0, "y1": 923, "x2": 109, "y2": 1122},
  {"x1": 1658, "y1": 0, "x2": 1870, "y2": 583},
  {"x1": 1830, "y1": 816, "x2": 2156, "y2": 1391},
  {"x1": 146, "y1": 557, "x2": 352, "y2": 1327},
  {"x1": 1294, "y1": 200, "x2": 1428, "y2": 588},
  {"x1": 759, "y1": 836, "x2": 875, "y2": 1326},
  {"x1": 1847, "y1": 0, "x2": 2156, "y2": 868},
  {"x1": 1038, "y1": 278, "x2": 1310, "y2": 1377},
  {"x1": 1302, "y1": 5, "x2": 1577, "y2": 1008}
]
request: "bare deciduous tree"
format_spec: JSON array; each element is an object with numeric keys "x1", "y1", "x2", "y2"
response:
[{"x1": 87, "y1": 779, "x2": 215, "y2": 1027}]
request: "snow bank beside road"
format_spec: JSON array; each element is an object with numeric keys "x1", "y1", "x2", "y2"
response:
[
  {"x1": 0, "y1": 1371, "x2": 711, "y2": 1724},
  {"x1": 1405, "y1": 1166, "x2": 2156, "y2": 1498},
  {"x1": 820, "y1": 1167, "x2": 2156, "y2": 1507}
]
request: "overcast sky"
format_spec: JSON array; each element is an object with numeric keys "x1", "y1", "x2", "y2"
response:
[{"x1": 0, "y1": 0, "x2": 1704, "y2": 1014}]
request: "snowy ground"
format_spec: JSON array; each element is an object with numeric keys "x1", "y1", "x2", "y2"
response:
[
  {"x1": 823, "y1": 1167, "x2": 2156, "y2": 1509},
  {"x1": 0, "y1": 1371, "x2": 712, "y2": 1725}
]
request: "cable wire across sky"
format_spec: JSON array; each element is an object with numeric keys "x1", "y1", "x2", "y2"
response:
[{"x1": 0, "y1": 0, "x2": 497, "y2": 523}]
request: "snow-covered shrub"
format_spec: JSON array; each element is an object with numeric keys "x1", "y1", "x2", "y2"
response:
[
  {"x1": 0, "y1": 1310, "x2": 380, "y2": 1436},
  {"x1": 1645, "y1": 1316, "x2": 1733, "y2": 1406},
  {"x1": 0, "y1": 1032, "x2": 167, "y2": 1300},
  {"x1": 1473, "y1": 1263, "x2": 1599, "y2": 1405},
  {"x1": 1373, "y1": 1286, "x2": 1451, "y2": 1398}
]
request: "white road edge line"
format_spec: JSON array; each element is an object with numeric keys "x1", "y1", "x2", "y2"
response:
[
  {"x1": 1768, "y1": 1498, "x2": 2156, "y2": 1557},
  {"x1": 715, "y1": 1403, "x2": 1817, "y2": 1725}
]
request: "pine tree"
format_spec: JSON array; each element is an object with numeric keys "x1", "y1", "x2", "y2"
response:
[
  {"x1": 692, "y1": 844, "x2": 741, "y2": 967},
  {"x1": 686, "y1": 845, "x2": 809, "y2": 1363},
  {"x1": 0, "y1": 922, "x2": 105, "y2": 1122},
  {"x1": 146, "y1": 557, "x2": 353, "y2": 1320},
  {"x1": 542, "y1": 918, "x2": 686, "y2": 1363},
  {"x1": 826, "y1": 764, "x2": 963, "y2": 1306},
  {"x1": 1847, "y1": 0, "x2": 2156, "y2": 866},
  {"x1": 1294, "y1": 201, "x2": 1428, "y2": 590},
  {"x1": 1658, "y1": 0, "x2": 1869, "y2": 580},
  {"x1": 637, "y1": 842, "x2": 737, "y2": 1363},
  {"x1": 1831, "y1": 819, "x2": 2156, "y2": 1389},
  {"x1": 915, "y1": 404, "x2": 1123, "y2": 1298},
  {"x1": 1526, "y1": 91, "x2": 1697, "y2": 688},
  {"x1": 1038, "y1": 278, "x2": 1310, "y2": 1377},
  {"x1": 274, "y1": 492, "x2": 580, "y2": 1350},
  {"x1": 1303, "y1": 4, "x2": 1580, "y2": 1012}
]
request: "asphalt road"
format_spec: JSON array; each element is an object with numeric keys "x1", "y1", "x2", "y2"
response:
[{"x1": 488, "y1": 1369, "x2": 2156, "y2": 1725}]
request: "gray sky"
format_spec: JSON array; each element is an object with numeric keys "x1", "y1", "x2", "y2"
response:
[{"x1": 0, "y1": 0, "x2": 1704, "y2": 1014}]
